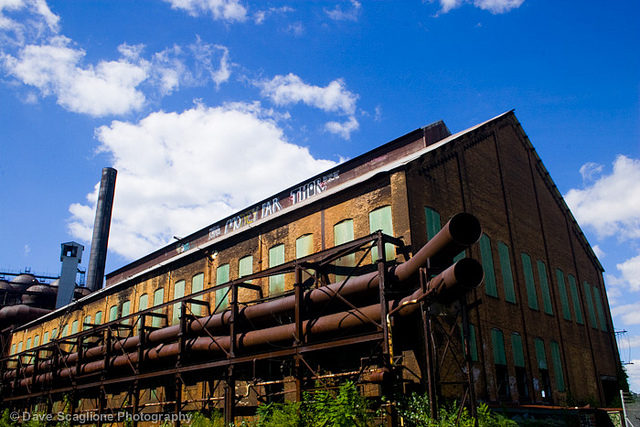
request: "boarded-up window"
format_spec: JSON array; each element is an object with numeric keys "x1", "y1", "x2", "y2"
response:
[
  {"x1": 592, "y1": 285, "x2": 608, "y2": 331},
  {"x1": 550, "y1": 341, "x2": 565, "y2": 392},
  {"x1": 568, "y1": 274, "x2": 584, "y2": 324},
  {"x1": 369, "y1": 206, "x2": 395, "y2": 261},
  {"x1": 521, "y1": 253, "x2": 539, "y2": 310},
  {"x1": 269, "y1": 244, "x2": 286, "y2": 295},
  {"x1": 216, "y1": 264, "x2": 230, "y2": 310},
  {"x1": 511, "y1": 333, "x2": 525, "y2": 368},
  {"x1": 534, "y1": 338, "x2": 547, "y2": 370},
  {"x1": 296, "y1": 234, "x2": 314, "y2": 259},
  {"x1": 152, "y1": 288, "x2": 165, "y2": 327},
  {"x1": 334, "y1": 219, "x2": 355, "y2": 281},
  {"x1": 191, "y1": 273, "x2": 204, "y2": 316},
  {"x1": 491, "y1": 328, "x2": 507, "y2": 366},
  {"x1": 239, "y1": 255, "x2": 253, "y2": 279},
  {"x1": 460, "y1": 323, "x2": 478, "y2": 362},
  {"x1": 555, "y1": 269, "x2": 571, "y2": 321},
  {"x1": 425, "y1": 207, "x2": 441, "y2": 240},
  {"x1": 480, "y1": 234, "x2": 498, "y2": 298},
  {"x1": 583, "y1": 281, "x2": 598, "y2": 329},
  {"x1": 173, "y1": 280, "x2": 185, "y2": 325},
  {"x1": 537, "y1": 261, "x2": 553, "y2": 315},
  {"x1": 497, "y1": 242, "x2": 516, "y2": 303}
]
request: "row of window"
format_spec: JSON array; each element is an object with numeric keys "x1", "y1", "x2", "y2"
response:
[{"x1": 425, "y1": 207, "x2": 607, "y2": 332}]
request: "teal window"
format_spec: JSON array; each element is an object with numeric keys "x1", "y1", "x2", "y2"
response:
[
  {"x1": 479, "y1": 234, "x2": 498, "y2": 298},
  {"x1": 191, "y1": 273, "x2": 204, "y2": 316},
  {"x1": 17, "y1": 341, "x2": 22, "y2": 353},
  {"x1": 425, "y1": 207, "x2": 441, "y2": 240},
  {"x1": 172, "y1": 280, "x2": 185, "y2": 324},
  {"x1": 51, "y1": 328, "x2": 57, "y2": 339},
  {"x1": 43, "y1": 332, "x2": 49, "y2": 345},
  {"x1": 61, "y1": 325, "x2": 68, "y2": 337},
  {"x1": 491, "y1": 328, "x2": 507, "y2": 366},
  {"x1": 334, "y1": 219, "x2": 355, "y2": 281},
  {"x1": 95, "y1": 311, "x2": 103, "y2": 325},
  {"x1": 216, "y1": 264, "x2": 230, "y2": 310},
  {"x1": 592, "y1": 286, "x2": 608, "y2": 331},
  {"x1": 10, "y1": 344, "x2": 15, "y2": 355},
  {"x1": 460, "y1": 323, "x2": 478, "y2": 362},
  {"x1": 71, "y1": 320, "x2": 78, "y2": 335},
  {"x1": 583, "y1": 282, "x2": 598, "y2": 329},
  {"x1": 121, "y1": 300, "x2": 131, "y2": 324},
  {"x1": 511, "y1": 333, "x2": 525, "y2": 368},
  {"x1": 369, "y1": 206, "x2": 395, "y2": 261},
  {"x1": 269, "y1": 244, "x2": 286, "y2": 294},
  {"x1": 34, "y1": 335, "x2": 39, "y2": 348},
  {"x1": 536, "y1": 261, "x2": 553, "y2": 315},
  {"x1": 555, "y1": 269, "x2": 571, "y2": 321},
  {"x1": 568, "y1": 275, "x2": 584, "y2": 324},
  {"x1": 83, "y1": 315, "x2": 92, "y2": 330},
  {"x1": 521, "y1": 253, "x2": 539, "y2": 310},
  {"x1": 139, "y1": 294, "x2": 148, "y2": 310},
  {"x1": 296, "y1": 234, "x2": 314, "y2": 259},
  {"x1": 26, "y1": 338, "x2": 32, "y2": 350},
  {"x1": 239, "y1": 256, "x2": 253, "y2": 280},
  {"x1": 497, "y1": 242, "x2": 516, "y2": 303},
  {"x1": 550, "y1": 341, "x2": 565, "y2": 392},
  {"x1": 534, "y1": 338, "x2": 547, "y2": 370},
  {"x1": 152, "y1": 288, "x2": 165, "y2": 327},
  {"x1": 109, "y1": 304, "x2": 118, "y2": 322}
]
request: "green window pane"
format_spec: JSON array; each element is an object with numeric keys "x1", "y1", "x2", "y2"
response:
[
  {"x1": 369, "y1": 206, "x2": 395, "y2": 262},
  {"x1": 497, "y1": 242, "x2": 516, "y2": 303},
  {"x1": 491, "y1": 328, "x2": 507, "y2": 365},
  {"x1": 139, "y1": 294, "x2": 148, "y2": 311},
  {"x1": 61, "y1": 325, "x2": 68, "y2": 337},
  {"x1": 479, "y1": 234, "x2": 497, "y2": 297},
  {"x1": 568, "y1": 275, "x2": 584, "y2": 324},
  {"x1": 83, "y1": 315, "x2": 92, "y2": 330},
  {"x1": 334, "y1": 219, "x2": 355, "y2": 281},
  {"x1": 152, "y1": 288, "x2": 165, "y2": 327},
  {"x1": 460, "y1": 323, "x2": 478, "y2": 362},
  {"x1": 216, "y1": 264, "x2": 230, "y2": 310},
  {"x1": 583, "y1": 282, "x2": 598, "y2": 329},
  {"x1": 34, "y1": 335, "x2": 39, "y2": 347},
  {"x1": 592, "y1": 286, "x2": 608, "y2": 331},
  {"x1": 95, "y1": 311, "x2": 103, "y2": 325},
  {"x1": 17, "y1": 342, "x2": 22, "y2": 353},
  {"x1": 239, "y1": 256, "x2": 253, "y2": 279},
  {"x1": 534, "y1": 338, "x2": 547, "y2": 370},
  {"x1": 121, "y1": 300, "x2": 131, "y2": 324},
  {"x1": 550, "y1": 341, "x2": 565, "y2": 392},
  {"x1": 521, "y1": 253, "x2": 539, "y2": 310},
  {"x1": 425, "y1": 207, "x2": 441, "y2": 240},
  {"x1": 71, "y1": 320, "x2": 78, "y2": 335},
  {"x1": 453, "y1": 251, "x2": 466, "y2": 262},
  {"x1": 43, "y1": 332, "x2": 49, "y2": 345},
  {"x1": 51, "y1": 328, "x2": 57, "y2": 339},
  {"x1": 11, "y1": 344, "x2": 16, "y2": 355},
  {"x1": 296, "y1": 234, "x2": 314, "y2": 259},
  {"x1": 26, "y1": 338, "x2": 32, "y2": 350},
  {"x1": 191, "y1": 273, "x2": 204, "y2": 316},
  {"x1": 555, "y1": 269, "x2": 571, "y2": 321},
  {"x1": 511, "y1": 333, "x2": 525, "y2": 367},
  {"x1": 172, "y1": 280, "x2": 185, "y2": 325},
  {"x1": 269, "y1": 244, "x2": 286, "y2": 294},
  {"x1": 109, "y1": 305, "x2": 118, "y2": 322},
  {"x1": 537, "y1": 261, "x2": 553, "y2": 315}
]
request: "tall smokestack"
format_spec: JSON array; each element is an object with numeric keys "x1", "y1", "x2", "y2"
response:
[{"x1": 86, "y1": 167, "x2": 117, "y2": 292}]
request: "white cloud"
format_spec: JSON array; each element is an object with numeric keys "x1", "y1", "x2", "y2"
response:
[
  {"x1": 257, "y1": 73, "x2": 358, "y2": 115},
  {"x1": 325, "y1": 0, "x2": 361, "y2": 21},
  {"x1": 163, "y1": 0, "x2": 247, "y2": 22},
  {"x1": 325, "y1": 116, "x2": 359, "y2": 140},
  {"x1": 256, "y1": 73, "x2": 360, "y2": 139},
  {"x1": 592, "y1": 244, "x2": 605, "y2": 259},
  {"x1": 579, "y1": 161, "x2": 604, "y2": 182},
  {"x1": 625, "y1": 360, "x2": 640, "y2": 393},
  {"x1": 565, "y1": 156, "x2": 640, "y2": 240},
  {"x1": 434, "y1": 0, "x2": 523, "y2": 14},
  {"x1": 253, "y1": 6, "x2": 294, "y2": 25},
  {"x1": 68, "y1": 102, "x2": 336, "y2": 260},
  {"x1": 612, "y1": 303, "x2": 640, "y2": 326},
  {"x1": 614, "y1": 254, "x2": 640, "y2": 292}
]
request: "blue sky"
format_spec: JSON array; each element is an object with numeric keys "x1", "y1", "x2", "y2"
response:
[{"x1": 1, "y1": 0, "x2": 639, "y2": 391}]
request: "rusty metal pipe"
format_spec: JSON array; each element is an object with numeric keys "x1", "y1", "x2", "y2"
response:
[{"x1": 17, "y1": 258, "x2": 482, "y2": 388}]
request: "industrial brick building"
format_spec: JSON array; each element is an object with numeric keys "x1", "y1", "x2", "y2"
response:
[{"x1": 0, "y1": 111, "x2": 621, "y2": 420}]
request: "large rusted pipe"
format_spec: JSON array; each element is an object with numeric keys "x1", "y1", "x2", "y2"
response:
[
  {"x1": 6, "y1": 213, "x2": 481, "y2": 381},
  {"x1": 16, "y1": 258, "x2": 483, "y2": 388}
]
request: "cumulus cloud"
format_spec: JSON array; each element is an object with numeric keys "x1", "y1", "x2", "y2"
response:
[
  {"x1": 68, "y1": 103, "x2": 336, "y2": 260},
  {"x1": 163, "y1": 0, "x2": 247, "y2": 22},
  {"x1": 434, "y1": 0, "x2": 523, "y2": 14},
  {"x1": 253, "y1": 6, "x2": 294, "y2": 25},
  {"x1": 565, "y1": 156, "x2": 640, "y2": 240},
  {"x1": 612, "y1": 304, "x2": 640, "y2": 326},
  {"x1": 325, "y1": 0, "x2": 361, "y2": 21},
  {"x1": 625, "y1": 360, "x2": 640, "y2": 393},
  {"x1": 256, "y1": 73, "x2": 360, "y2": 139},
  {"x1": 0, "y1": 0, "x2": 59, "y2": 45}
]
